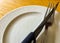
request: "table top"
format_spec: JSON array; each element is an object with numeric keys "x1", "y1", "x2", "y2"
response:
[{"x1": 0, "y1": 0, "x2": 60, "y2": 18}]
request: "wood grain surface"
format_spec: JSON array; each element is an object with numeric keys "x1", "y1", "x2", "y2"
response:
[{"x1": 0, "y1": 0, "x2": 60, "y2": 18}]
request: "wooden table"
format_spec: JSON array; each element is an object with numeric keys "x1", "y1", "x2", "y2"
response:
[{"x1": 0, "y1": 0, "x2": 60, "y2": 18}]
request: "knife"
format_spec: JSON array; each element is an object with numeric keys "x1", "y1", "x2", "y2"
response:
[{"x1": 22, "y1": 2, "x2": 59, "y2": 43}]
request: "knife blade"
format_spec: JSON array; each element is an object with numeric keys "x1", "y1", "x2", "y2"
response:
[
  {"x1": 22, "y1": 2, "x2": 59, "y2": 43},
  {"x1": 34, "y1": 2, "x2": 59, "y2": 38}
]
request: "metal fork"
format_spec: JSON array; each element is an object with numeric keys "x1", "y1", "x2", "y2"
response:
[{"x1": 44, "y1": 3, "x2": 55, "y2": 29}]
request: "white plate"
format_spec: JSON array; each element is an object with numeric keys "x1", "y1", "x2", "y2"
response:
[{"x1": 0, "y1": 5, "x2": 59, "y2": 43}]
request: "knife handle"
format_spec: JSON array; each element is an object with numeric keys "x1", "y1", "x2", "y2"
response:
[{"x1": 22, "y1": 32, "x2": 36, "y2": 43}]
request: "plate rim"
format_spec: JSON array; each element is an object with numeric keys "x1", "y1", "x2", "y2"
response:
[{"x1": 0, "y1": 5, "x2": 53, "y2": 43}]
